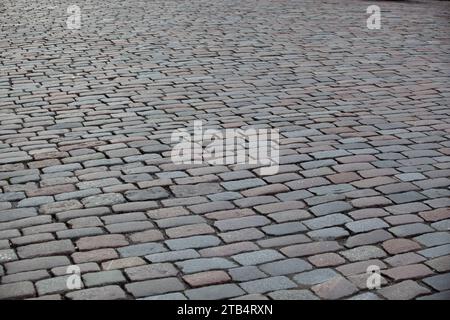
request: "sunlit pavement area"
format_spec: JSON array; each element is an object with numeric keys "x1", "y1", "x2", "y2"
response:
[{"x1": 0, "y1": 0, "x2": 449, "y2": 300}]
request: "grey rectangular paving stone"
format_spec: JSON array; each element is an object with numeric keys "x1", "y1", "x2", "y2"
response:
[
  {"x1": 52, "y1": 262, "x2": 100, "y2": 276},
  {"x1": 416, "y1": 291, "x2": 450, "y2": 300},
  {"x1": 55, "y1": 207, "x2": 111, "y2": 221},
  {"x1": 214, "y1": 216, "x2": 270, "y2": 232},
  {"x1": 389, "y1": 223, "x2": 434, "y2": 237},
  {"x1": 282, "y1": 241, "x2": 342, "y2": 257},
  {"x1": 145, "y1": 249, "x2": 200, "y2": 263},
  {"x1": 140, "y1": 292, "x2": 187, "y2": 300},
  {"x1": 293, "y1": 268, "x2": 339, "y2": 286},
  {"x1": 307, "y1": 227, "x2": 349, "y2": 241},
  {"x1": 36, "y1": 275, "x2": 80, "y2": 296},
  {"x1": 17, "y1": 240, "x2": 75, "y2": 258},
  {"x1": 422, "y1": 273, "x2": 450, "y2": 291},
  {"x1": 125, "y1": 187, "x2": 169, "y2": 201},
  {"x1": 102, "y1": 212, "x2": 148, "y2": 224},
  {"x1": 232, "y1": 250, "x2": 285, "y2": 266},
  {"x1": 176, "y1": 258, "x2": 237, "y2": 273},
  {"x1": 345, "y1": 229, "x2": 393, "y2": 248},
  {"x1": 425, "y1": 255, "x2": 450, "y2": 272},
  {"x1": 234, "y1": 196, "x2": 279, "y2": 208},
  {"x1": 17, "y1": 196, "x2": 54, "y2": 207},
  {"x1": 185, "y1": 284, "x2": 245, "y2": 300},
  {"x1": 261, "y1": 222, "x2": 307, "y2": 236},
  {"x1": 310, "y1": 201, "x2": 353, "y2": 216},
  {"x1": 55, "y1": 189, "x2": 101, "y2": 201},
  {"x1": 0, "y1": 281, "x2": 36, "y2": 300},
  {"x1": 0, "y1": 240, "x2": 10, "y2": 250},
  {"x1": 239, "y1": 276, "x2": 296, "y2": 294},
  {"x1": 82, "y1": 193, "x2": 125, "y2": 207},
  {"x1": 430, "y1": 219, "x2": 450, "y2": 231},
  {"x1": 0, "y1": 249, "x2": 18, "y2": 263},
  {"x1": 304, "y1": 213, "x2": 352, "y2": 230},
  {"x1": 221, "y1": 178, "x2": 266, "y2": 191},
  {"x1": 414, "y1": 232, "x2": 450, "y2": 247},
  {"x1": 6, "y1": 256, "x2": 70, "y2": 274},
  {"x1": 345, "y1": 218, "x2": 389, "y2": 233},
  {"x1": 207, "y1": 192, "x2": 243, "y2": 201},
  {"x1": 106, "y1": 221, "x2": 154, "y2": 233},
  {"x1": 170, "y1": 183, "x2": 224, "y2": 197},
  {"x1": 188, "y1": 201, "x2": 235, "y2": 214},
  {"x1": 0, "y1": 216, "x2": 52, "y2": 232},
  {"x1": 387, "y1": 191, "x2": 427, "y2": 204},
  {"x1": 340, "y1": 245, "x2": 387, "y2": 262},
  {"x1": 117, "y1": 243, "x2": 167, "y2": 258},
  {"x1": 82, "y1": 270, "x2": 126, "y2": 287},
  {"x1": 156, "y1": 216, "x2": 206, "y2": 229},
  {"x1": 385, "y1": 202, "x2": 430, "y2": 215},
  {"x1": 165, "y1": 235, "x2": 221, "y2": 250},
  {"x1": 268, "y1": 289, "x2": 319, "y2": 300},
  {"x1": 0, "y1": 269, "x2": 49, "y2": 284},
  {"x1": 112, "y1": 201, "x2": 159, "y2": 213},
  {"x1": 56, "y1": 227, "x2": 104, "y2": 239},
  {"x1": 125, "y1": 277, "x2": 185, "y2": 298},
  {"x1": 0, "y1": 229, "x2": 21, "y2": 240},
  {"x1": 219, "y1": 228, "x2": 265, "y2": 243},
  {"x1": 308, "y1": 184, "x2": 355, "y2": 196},
  {"x1": 2, "y1": 0, "x2": 450, "y2": 302},
  {"x1": 377, "y1": 280, "x2": 430, "y2": 300},
  {"x1": 0, "y1": 208, "x2": 37, "y2": 223},
  {"x1": 347, "y1": 292, "x2": 382, "y2": 300},
  {"x1": 125, "y1": 263, "x2": 178, "y2": 281}
]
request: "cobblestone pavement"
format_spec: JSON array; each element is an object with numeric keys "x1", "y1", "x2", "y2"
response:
[{"x1": 1, "y1": 0, "x2": 450, "y2": 300}]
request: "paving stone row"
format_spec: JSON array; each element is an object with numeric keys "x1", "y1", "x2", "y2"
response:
[{"x1": 0, "y1": 0, "x2": 449, "y2": 300}]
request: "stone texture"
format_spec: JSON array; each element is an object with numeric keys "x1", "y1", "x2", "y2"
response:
[
  {"x1": 293, "y1": 268, "x2": 339, "y2": 286},
  {"x1": 183, "y1": 270, "x2": 231, "y2": 287},
  {"x1": 1, "y1": 0, "x2": 449, "y2": 301},
  {"x1": 311, "y1": 276, "x2": 358, "y2": 299},
  {"x1": 125, "y1": 278, "x2": 185, "y2": 298},
  {"x1": 66, "y1": 285, "x2": 127, "y2": 300},
  {"x1": 378, "y1": 280, "x2": 431, "y2": 300},
  {"x1": 185, "y1": 284, "x2": 244, "y2": 300},
  {"x1": 240, "y1": 276, "x2": 296, "y2": 294},
  {"x1": 125, "y1": 263, "x2": 178, "y2": 281},
  {"x1": 0, "y1": 281, "x2": 36, "y2": 299},
  {"x1": 232, "y1": 250, "x2": 285, "y2": 266}
]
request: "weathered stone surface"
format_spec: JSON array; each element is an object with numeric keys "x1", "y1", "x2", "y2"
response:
[
  {"x1": 378, "y1": 280, "x2": 431, "y2": 300},
  {"x1": 240, "y1": 276, "x2": 296, "y2": 294},
  {"x1": 293, "y1": 268, "x2": 339, "y2": 286},
  {"x1": 0, "y1": 281, "x2": 36, "y2": 299},
  {"x1": 176, "y1": 258, "x2": 237, "y2": 274},
  {"x1": 232, "y1": 250, "x2": 285, "y2": 266},
  {"x1": 125, "y1": 278, "x2": 185, "y2": 298},
  {"x1": 77, "y1": 234, "x2": 129, "y2": 251},
  {"x1": 17, "y1": 240, "x2": 75, "y2": 259},
  {"x1": 340, "y1": 246, "x2": 387, "y2": 262},
  {"x1": 1, "y1": 0, "x2": 449, "y2": 301},
  {"x1": 268, "y1": 289, "x2": 319, "y2": 300},
  {"x1": 311, "y1": 276, "x2": 358, "y2": 299},
  {"x1": 185, "y1": 284, "x2": 244, "y2": 300},
  {"x1": 36, "y1": 276, "x2": 80, "y2": 295},
  {"x1": 183, "y1": 271, "x2": 231, "y2": 287},
  {"x1": 281, "y1": 241, "x2": 342, "y2": 257},
  {"x1": 66, "y1": 285, "x2": 127, "y2": 300},
  {"x1": 125, "y1": 263, "x2": 178, "y2": 281}
]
